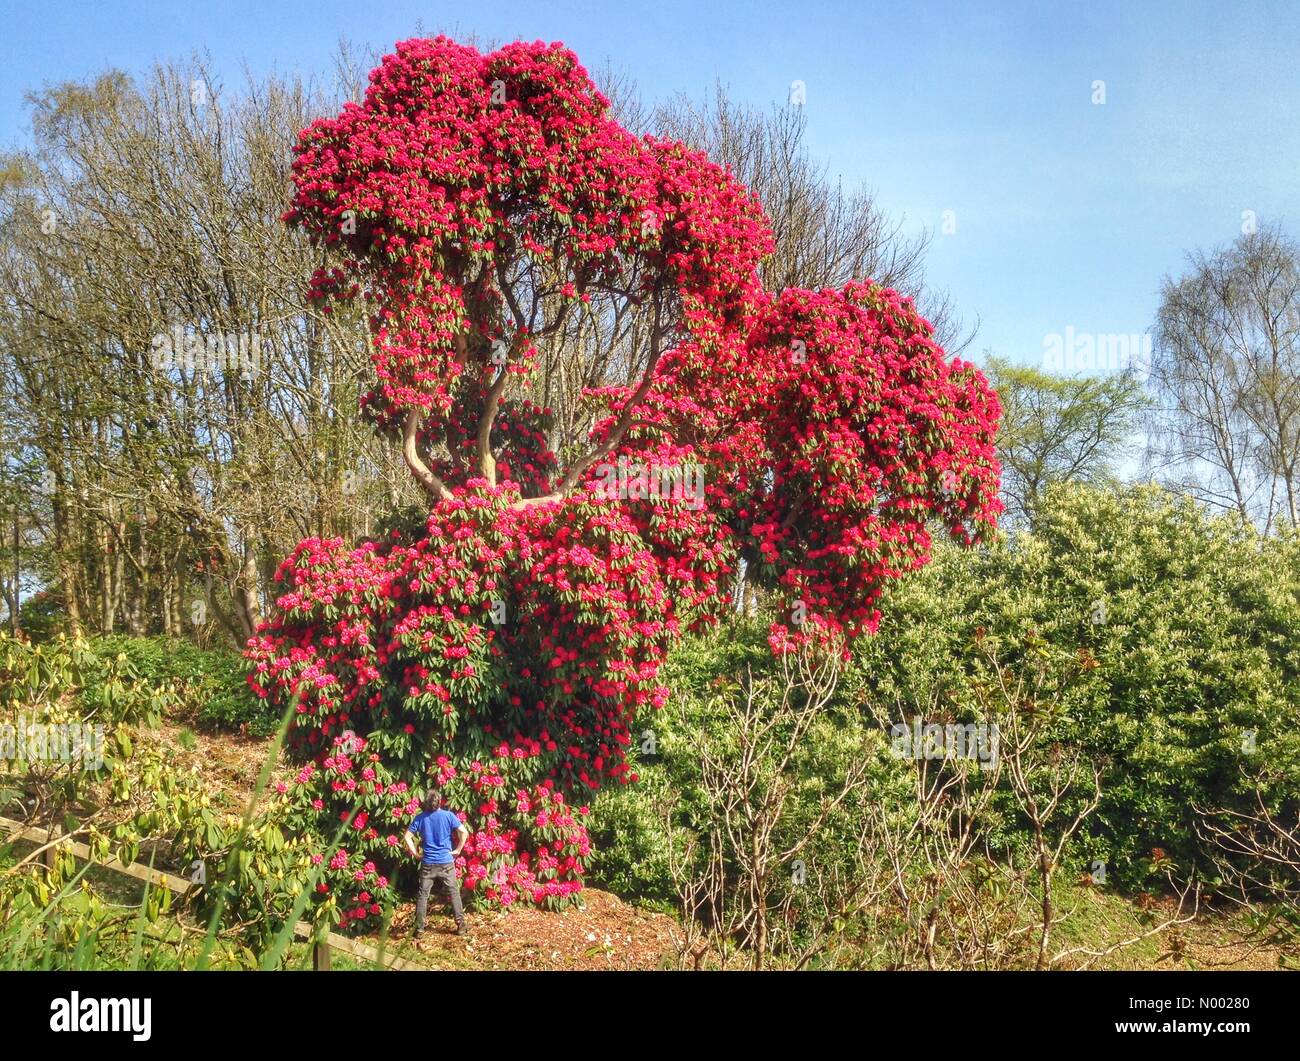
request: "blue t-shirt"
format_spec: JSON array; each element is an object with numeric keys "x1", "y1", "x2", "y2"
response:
[{"x1": 408, "y1": 808, "x2": 463, "y2": 865}]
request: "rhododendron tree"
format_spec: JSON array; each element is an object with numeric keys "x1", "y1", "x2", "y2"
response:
[{"x1": 247, "y1": 35, "x2": 1001, "y2": 928}]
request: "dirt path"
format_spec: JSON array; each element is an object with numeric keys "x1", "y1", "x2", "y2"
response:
[{"x1": 384, "y1": 887, "x2": 680, "y2": 970}]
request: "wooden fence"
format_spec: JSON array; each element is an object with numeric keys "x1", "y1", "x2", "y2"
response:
[{"x1": 0, "y1": 814, "x2": 427, "y2": 971}]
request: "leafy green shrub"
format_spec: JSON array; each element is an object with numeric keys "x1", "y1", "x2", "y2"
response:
[
  {"x1": 851, "y1": 482, "x2": 1300, "y2": 887},
  {"x1": 596, "y1": 484, "x2": 1300, "y2": 916},
  {"x1": 587, "y1": 620, "x2": 769, "y2": 904},
  {"x1": 85, "y1": 636, "x2": 278, "y2": 737},
  {"x1": 16, "y1": 591, "x2": 64, "y2": 643},
  {"x1": 588, "y1": 620, "x2": 900, "y2": 920},
  {"x1": 0, "y1": 631, "x2": 342, "y2": 968},
  {"x1": 585, "y1": 770, "x2": 678, "y2": 909}
]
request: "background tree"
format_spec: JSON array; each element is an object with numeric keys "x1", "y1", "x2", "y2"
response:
[
  {"x1": 1151, "y1": 223, "x2": 1300, "y2": 531},
  {"x1": 985, "y1": 356, "x2": 1147, "y2": 527},
  {"x1": 0, "y1": 61, "x2": 418, "y2": 642},
  {"x1": 648, "y1": 85, "x2": 970, "y2": 352}
]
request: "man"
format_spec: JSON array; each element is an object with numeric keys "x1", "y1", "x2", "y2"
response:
[{"x1": 404, "y1": 789, "x2": 469, "y2": 938}]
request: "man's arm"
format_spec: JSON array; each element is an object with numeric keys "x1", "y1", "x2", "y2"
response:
[
  {"x1": 404, "y1": 827, "x2": 421, "y2": 859},
  {"x1": 450, "y1": 825, "x2": 468, "y2": 858}
]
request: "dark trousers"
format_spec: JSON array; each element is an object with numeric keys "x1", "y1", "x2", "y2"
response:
[{"x1": 415, "y1": 862, "x2": 464, "y2": 931}]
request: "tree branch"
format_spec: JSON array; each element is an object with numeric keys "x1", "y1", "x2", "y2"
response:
[{"x1": 402, "y1": 408, "x2": 454, "y2": 502}]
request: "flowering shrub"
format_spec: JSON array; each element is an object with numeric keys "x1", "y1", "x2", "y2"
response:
[
  {"x1": 249, "y1": 35, "x2": 1001, "y2": 928},
  {"x1": 595, "y1": 281, "x2": 1004, "y2": 649}
]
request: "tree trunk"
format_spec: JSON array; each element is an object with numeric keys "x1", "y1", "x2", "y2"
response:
[
  {"x1": 6, "y1": 511, "x2": 18, "y2": 635},
  {"x1": 51, "y1": 488, "x2": 83, "y2": 638}
]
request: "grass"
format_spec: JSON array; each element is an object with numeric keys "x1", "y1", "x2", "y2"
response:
[{"x1": 1048, "y1": 884, "x2": 1174, "y2": 968}]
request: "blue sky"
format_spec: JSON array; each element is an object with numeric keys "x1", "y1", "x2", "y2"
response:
[{"x1": 3, "y1": 0, "x2": 1297, "y2": 368}]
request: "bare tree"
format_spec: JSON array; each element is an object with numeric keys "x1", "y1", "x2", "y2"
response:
[
  {"x1": 650, "y1": 84, "x2": 972, "y2": 353},
  {"x1": 1196, "y1": 788, "x2": 1300, "y2": 966},
  {"x1": 0, "y1": 55, "x2": 414, "y2": 643},
  {"x1": 1151, "y1": 224, "x2": 1300, "y2": 531},
  {"x1": 664, "y1": 644, "x2": 890, "y2": 970}
]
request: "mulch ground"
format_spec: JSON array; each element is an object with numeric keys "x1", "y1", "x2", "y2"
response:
[{"x1": 387, "y1": 887, "x2": 681, "y2": 970}]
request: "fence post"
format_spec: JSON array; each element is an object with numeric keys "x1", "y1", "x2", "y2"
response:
[
  {"x1": 313, "y1": 936, "x2": 332, "y2": 971},
  {"x1": 41, "y1": 824, "x2": 60, "y2": 873}
]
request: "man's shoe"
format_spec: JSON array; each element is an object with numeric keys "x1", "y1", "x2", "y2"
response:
[{"x1": 454, "y1": 920, "x2": 466, "y2": 936}]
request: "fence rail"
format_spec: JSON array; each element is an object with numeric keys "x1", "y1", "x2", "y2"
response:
[{"x1": 0, "y1": 814, "x2": 428, "y2": 971}]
